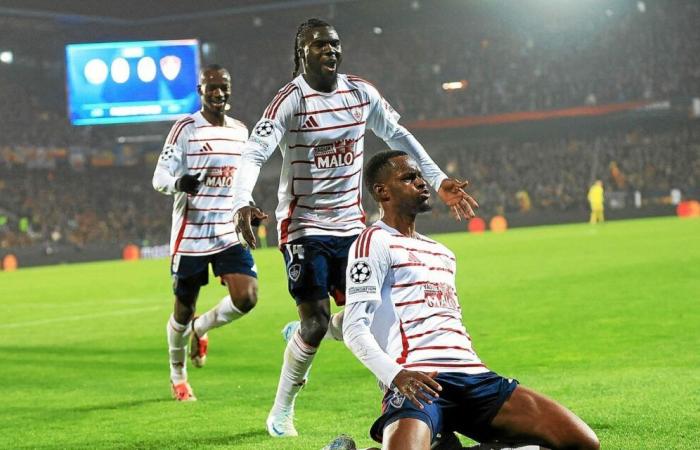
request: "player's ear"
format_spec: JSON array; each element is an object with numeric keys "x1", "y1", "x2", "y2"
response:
[
  {"x1": 373, "y1": 183, "x2": 389, "y2": 202},
  {"x1": 197, "y1": 84, "x2": 204, "y2": 96}
]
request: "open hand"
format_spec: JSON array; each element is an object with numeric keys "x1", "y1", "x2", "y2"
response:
[
  {"x1": 392, "y1": 369, "x2": 442, "y2": 409},
  {"x1": 234, "y1": 205, "x2": 268, "y2": 249},
  {"x1": 438, "y1": 178, "x2": 479, "y2": 221}
]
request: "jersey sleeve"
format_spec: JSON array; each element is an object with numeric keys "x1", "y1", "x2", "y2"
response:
[
  {"x1": 344, "y1": 229, "x2": 403, "y2": 387},
  {"x1": 345, "y1": 229, "x2": 391, "y2": 305},
  {"x1": 152, "y1": 120, "x2": 191, "y2": 195},
  {"x1": 364, "y1": 83, "x2": 402, "y2": 142},
  {"x1": 364, "y1": 84, "x2": 447, "y2": 191},
  {"x1": 231, "y1": 85, "x2": 299, "y2": 213}
]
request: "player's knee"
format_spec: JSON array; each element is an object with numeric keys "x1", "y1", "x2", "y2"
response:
[
  {"x1": 554, "y1": 420, "x2": 600, "y2": 450},
  {"x1": 230, "y1": 283, "x2": 258, "y2": 313},
  {"x1": 574, "y1": 428, "x2": 600, "y2": 450},
  {"x1": 300, "y1": 315, "x2": 329, "y2": 346},
  {"x1": 174, "y1": 297, "x2": 197, "y2": 323}
]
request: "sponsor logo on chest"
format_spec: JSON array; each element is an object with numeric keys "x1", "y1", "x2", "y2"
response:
[
  {"x1": 313, "y1": 139, "x2": 356, "y2": 169},
  {"x1": 204, "y1": 165, "x2": 236, "y2": 187},
  {"x1": 423, "y1": 282, "x2": 460, "y2": 311}
]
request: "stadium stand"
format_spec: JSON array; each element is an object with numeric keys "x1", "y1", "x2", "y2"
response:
[{"x1": 0, "y1": 0, "x2": 698, "y2": 260}]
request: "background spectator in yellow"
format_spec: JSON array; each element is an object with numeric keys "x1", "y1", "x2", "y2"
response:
[{"x1": 588, "y1": 180, "x2": 605, "y2": 224}]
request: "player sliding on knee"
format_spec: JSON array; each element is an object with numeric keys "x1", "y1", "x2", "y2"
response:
[{"x1": 338, "y1": 151, "x2": 600, "y2": 450}]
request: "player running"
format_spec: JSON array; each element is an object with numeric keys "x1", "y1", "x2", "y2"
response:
[
  {"x1": 341, "y1": 150, "x2": 600, "y2": 450},
  {"x1": 231, "y1": 18, "x2": 477, "y2": 436},
  {"x1": 153, "y1": 64, "x2": 266, "y2": 401}
]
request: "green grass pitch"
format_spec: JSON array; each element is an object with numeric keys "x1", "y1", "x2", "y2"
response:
[{"x1": 2, "y1": 217, "x2": 699, "y2": 449}]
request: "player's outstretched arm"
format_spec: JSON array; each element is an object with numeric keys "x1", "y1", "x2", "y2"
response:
[
  {"x1": 234, "y1": 205, "x2": 268, "y2": 249},
  {"x1": 438, "y1": 178, "x2": 479, "y2": 221}
]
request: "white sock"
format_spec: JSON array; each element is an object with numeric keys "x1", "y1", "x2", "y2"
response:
[
  {"x1": 323, "y1": 312, "x2": 344, "y2": 341},
  {"x1": 167, "y1": 314, "x2": 191, "y2": 383},
  {"x1": 270, "y1": 329, "x2": 317, "y2": 415},
  {"x1": 193, "y1": 295, "x2": 244, "y2": 337}
]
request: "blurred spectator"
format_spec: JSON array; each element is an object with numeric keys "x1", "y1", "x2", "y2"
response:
[
  {"x1": 1, "y1": 0, "x2": 699, "y2": 250},
  {"x1": 2, "y1": 123, "x2": 698, "y2": 249}
]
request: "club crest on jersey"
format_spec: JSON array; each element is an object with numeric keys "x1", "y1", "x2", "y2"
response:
[
  {"x1": 204, "y1": 165, "x2": 236, "y2": 188},
  {"x1": 423, "y1": 282, "x2": 460, "y2": 311},
  {"x1": 313, "y1": 139, "x2": 356, "y2": 169},
  {"x1": 407, "y1": 251, "x2": 421, "y2": 264},
  {"x1": 254, "y1": 120, "x2": 274, "y2": 137},
  {"x1": 288, "y1": 263, "x2": 301, "y2": 282},
  {"x1": 350, "y1": 106, "x2": 363, "y2": 122}
]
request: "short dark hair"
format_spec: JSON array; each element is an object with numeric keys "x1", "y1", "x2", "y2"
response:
[
  {"x1": 292, "y1": 18, "x2": 332, "y2": 78},
  {"x1": 364, "y1": 150, "x2": 408, "y2": 192},
  {"x1": 200, "y1": 63, "x2": 226, "y2": 75}
]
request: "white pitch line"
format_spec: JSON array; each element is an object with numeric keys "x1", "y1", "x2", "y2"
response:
[
  {"x1": 0, "y1": 297, "x2": 161, "y2": 309},
  {"x1": 0, "y1": 306, "x2": 163, "y2": 329}
]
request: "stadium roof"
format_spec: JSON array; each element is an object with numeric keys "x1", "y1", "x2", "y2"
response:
[{"x1": 0, "y1": 0, "x2": 359, "y2": 25}]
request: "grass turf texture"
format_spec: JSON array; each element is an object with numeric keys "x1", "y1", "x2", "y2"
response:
[{"x1": 1, "y1": 217, "x2": 699, "y2": 450}]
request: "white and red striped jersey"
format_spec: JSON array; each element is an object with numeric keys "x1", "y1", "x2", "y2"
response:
[
  {"x1": 343, "y1": 221, "x2": 487, "y2": 389},
  {"x1": 152, "y1": 111, "x2": 248, "y2": 256},
  {"x1": 231, "y1": 74, "x2": 447, "y2": 245}
]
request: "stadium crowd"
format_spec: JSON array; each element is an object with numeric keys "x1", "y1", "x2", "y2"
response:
[
  {"x1": 2, "y1": 124, "x2": 698, "y2": 249},
  {"x1": 427, "y1": 125, "x2": 700, "y2": 216},
  {"x1": 1, "y1": 0, "x2": 699, "y2": 250},
  {"x1": 1, "y1": 0, "x2": 699, "y2": 148}
]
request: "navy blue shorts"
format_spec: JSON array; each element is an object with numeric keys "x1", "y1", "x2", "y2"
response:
[
  {"x1": 281, "y1": 235, "x2": 358, "y2": 305},
  {"x1": 370, "y1": 371, "x2": 519, "y2": 444},
  {"x1": 171, "y1": 244, "x2": 257, "y2": 296}
]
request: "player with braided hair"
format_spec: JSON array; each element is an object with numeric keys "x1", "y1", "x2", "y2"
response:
[
  {"x1": 292, "y1": 18, "x2": 332, "y2": 78},
  {"x1": 231, "y1": 18, "x2": 477, "y2": 437}
]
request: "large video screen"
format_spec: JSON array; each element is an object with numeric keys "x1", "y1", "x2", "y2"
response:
[{"x1": 66, "y1": 39, "x2": 200, "y2": 125}]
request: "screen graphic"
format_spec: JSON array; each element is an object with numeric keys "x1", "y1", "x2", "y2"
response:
[{"x1": 66, "y1": 39, "x2": 200, "y2": 125}]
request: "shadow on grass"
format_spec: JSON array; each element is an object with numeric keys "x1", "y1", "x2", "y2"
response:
[
  {"x1": 130, "y1": 429, "x2": 270, "y2": 448},
  {"x1": 17, "y1": 429, "x2": 270, "y2": 449},
  {"x1": 70, "y1": 397, "x2": 169, "y2": 413}
]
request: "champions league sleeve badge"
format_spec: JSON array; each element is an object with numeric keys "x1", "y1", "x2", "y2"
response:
[
  {"x1": 350, "y1": 261, "x2": 372, "y2": 284},
  {"x1": 254, "y1": 120, "x2": 274, "y2": 137}
]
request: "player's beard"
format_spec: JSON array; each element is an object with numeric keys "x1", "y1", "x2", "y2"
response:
[{"x1": 417, "y1": 200, "x2": 432, "y2": 214}]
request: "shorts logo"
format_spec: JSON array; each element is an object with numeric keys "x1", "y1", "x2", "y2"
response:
[
  {"x1": 254, "y1": 120, "x2": 274, "y2": 137},
  {"x1": 288, "y1": 263, "x2": 301, "y2": 282},
  {"x1": 388, "y1": 392, "x2": 405, "y2": 409},
  {"x1": 350, "y1": 261, "x2": 371, "y2": 284}
]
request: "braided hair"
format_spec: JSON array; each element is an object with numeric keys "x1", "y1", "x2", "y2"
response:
[{"x1": 292, "y1": 18, "x2": 332, "y2": 78}]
